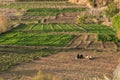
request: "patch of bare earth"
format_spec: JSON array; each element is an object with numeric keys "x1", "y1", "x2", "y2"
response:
[
  {"x1": 44, "y1": 12, "x2": 81, "y2": 24},
  {"x1": 0, "y1": 50, "x2": 120, "y2": 80}
]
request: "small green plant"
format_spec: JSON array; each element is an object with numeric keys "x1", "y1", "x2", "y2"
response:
[
  {"x1": 78, "y1": 14, "x2": 85, "y2": 26},
  {"x1": 112, "y1": 13, "x2": 120, "y2": 38}
]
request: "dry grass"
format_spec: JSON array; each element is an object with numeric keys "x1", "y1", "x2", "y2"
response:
[
  {"x1": 33, "y1": 71, "x2": 120, "y2": 80},
  {"x1": 88, "y1": 75, "x2": 120, "y2": 80},
  {"x1": 0, "y1": 14, "x2": 12, "y2": 33},
  {"x1": 33, "y1": 71, "x2": 62, "y2": 80},
  {"x1": 0, "y1": 50, "x2": 119, "y2": 80}
]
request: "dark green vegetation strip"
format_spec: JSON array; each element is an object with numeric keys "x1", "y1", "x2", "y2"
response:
[
  {"x1": 0, "y1": 32, "x2": 74, "y2": 46},
  {"x1": 0, "y1": 48, "x2": 54, "y2": 71},
  {"x1": 82, "y1": 24, "x2": 118, "y2": 41},
  {"x1": 13, "y1": 24, "x2": 84, "y2": 32},
  {"x1": 26, "y1": 8, "x2": 86, "y2": 16}
]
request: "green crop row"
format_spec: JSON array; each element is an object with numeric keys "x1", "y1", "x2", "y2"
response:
[
  {"x1": 26, "y1": 8, "x2": 86, "y2": 16},
  {"x1": 13, "y1": 24, "x2": 84, "y2": 32},
  {"x1": 0, "y1": 32, "x2": 75, "y2": 46},
  {"x1": 82, "y1": 24, "x2": 119, "y2": 41}
]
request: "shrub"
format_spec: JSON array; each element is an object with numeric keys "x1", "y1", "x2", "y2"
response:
[
  {"x1": 0, "y1": 14, "x2": 12, "y2": 34},
  {"x1": 112, "y1": 13, "x2": 120, "y2": 31},
  {"x1": 78, "y1": 13, "x2": 85, "y2": 26},
  {"x1": 112, "y1": 13, "x2": 120, "y2": 38}
]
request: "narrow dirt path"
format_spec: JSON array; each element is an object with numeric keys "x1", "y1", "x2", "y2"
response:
[{"x1": 0, "y1": 50, "x2": 120, "y2": 80}]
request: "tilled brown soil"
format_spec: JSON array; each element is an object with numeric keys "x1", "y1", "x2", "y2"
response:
[{"x1": 0, "y1": 50, "x2": 120, "y2": 80}]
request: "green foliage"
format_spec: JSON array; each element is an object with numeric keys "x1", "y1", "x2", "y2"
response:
[
  {"x1": 112, "y1": 13, "x2": 120, "y2": 38},
  {"x1": 78, "y1": 14, "x2": 85, "y2": 26},
  {"x1": 0, "y1": 32, "x2": 74, "y2": 46},
  {"x1": 82, "y1": 24, "x2": 118, "y2": 41},
  {"x1": 105, "y1": 2, "x2": 119, "y2": 19},
  {"x1": 26, "y1": 8, "x2": 86, "y2": 16},
  {"x1": 112, "y1": 13, "x2": 120, "y2": 31},
  {"x1": 98, "y1": 34, "x2": 118, "y2": 42},
  {"x1": 13, "y1": 24, "x2": 84, "y2": 32}
]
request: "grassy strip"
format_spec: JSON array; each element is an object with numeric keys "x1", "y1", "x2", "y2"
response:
[
  {"x1": 13, "y1": 24, "x2": 84, "y2": 32},
  {"x1": 82, "y1": 24, "x2": 119, "y2": 42},
  {"x1": 0, "y1": 2, "x2": 81, "y2": 9},
  {"x1": 0, "y1": 48, "x2": 55, "y2": 71},
  {"x1": 26, "y1": 8, "x2": 86, "y2": 16},
  {"x1": 0, "y1": 32, "x2": 75, "y2": 46}
]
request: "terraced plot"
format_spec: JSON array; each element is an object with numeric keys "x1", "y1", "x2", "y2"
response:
[
  {"x1": 68, "y1": 33, "x2": 118, "y2": 51},
  {"x1": 0, "y1": 48, "x2": 54, "y2": 71},
  {"x1": 103, "y1": 42, "x2": 117, "y2": 51},
  {"x1": 13, "y1": 24, "x2": 84, "y2": 32},
  {"x1": 1, "y1": 23, "x2": 119, "y2": 51},
  {"x1": 1, "y1": 50, "x2": 120, "y2": 80},
  {"x1": 87, "y1": 41, "x2": 103, "y2": 50},
  {"x1": 0, "y1": 32, "x2": 74, "y2": 47},
  {"x1": 26, "y1": 8, "x2": 86, "y2": 16},
  {"x1": 0, "y1": 1, "x2": 120, "y2": 80},
  {"x1": 82, "y1": 24, "x2": 118, "y2": 42},
  {"x1": 0, "y1": 1, "x2": 84, "y2": 9}
]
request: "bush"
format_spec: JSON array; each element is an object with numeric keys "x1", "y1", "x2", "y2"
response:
[
  {"x1": 78, "y1": 14, "x2": 85, "y2": 26},
  {"x1": 0, "y1": 14, "x2": 12, "y2": 34},
  {"x1": 112, "y1": 13, "x2": 120, "y2": 31},
  {"x1": 112, "y1": 13, "x2": 120, "y2": 38}
]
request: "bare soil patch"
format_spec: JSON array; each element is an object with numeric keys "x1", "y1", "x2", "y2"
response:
[{"x1": 0, "y1": 50, "x2": 120, "y2": 80}]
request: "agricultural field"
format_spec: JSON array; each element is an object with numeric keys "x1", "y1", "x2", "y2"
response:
[
  {"x1": 0, "y1": 1, "x2": 120, "y2": 80},
  {"x1": 13, "y1": 24, "x2": 84, "y2": 32},
  {"x1": 0, "y1": 32, "x2": 74, "y2": 46},
  {"x1": 0, "y1": 1, "x2": 83, "y2": 9},
  {"x1": 0, "y1": 23, "x2": 117, "y2": 47},
  {"x1": 0, "y1": 48, "x2": 54, "y2": 71},
  {"x1": 82, "y1": 24, "x2": 118, "y2": 41},
  {"x1": 26, "y1": 8, "x2": 86, "y2": 16}
]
